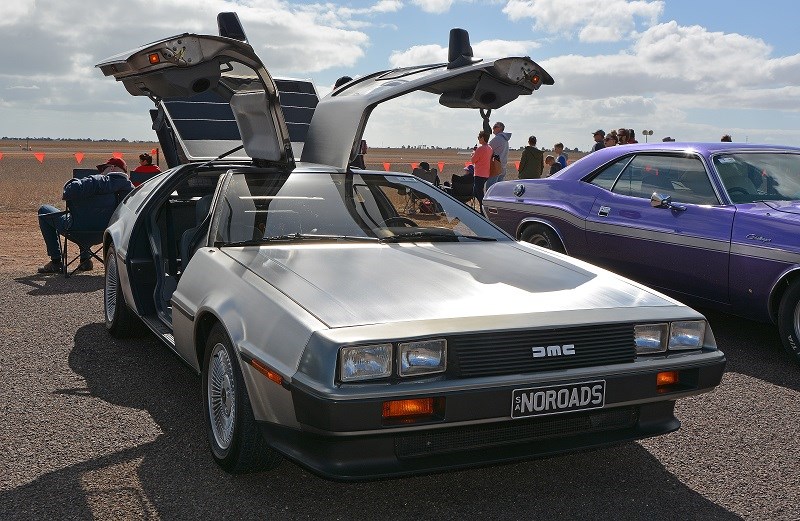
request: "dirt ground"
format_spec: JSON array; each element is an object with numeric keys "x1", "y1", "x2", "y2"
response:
[{"x1": 0, "y1": 139, "x2": 585, "y2": 274}]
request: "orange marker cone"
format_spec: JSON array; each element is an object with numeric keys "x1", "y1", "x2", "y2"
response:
[
  {"x1": 112, "y1": 151, "x2": 123, "y2": 159},
  {"x1": 383, "y1": 162, "x2": 391, "y2": 171},
  {"x1": 438, "y1": 161, "x2": 444, "y2": 172},
  {"x1": 464, "y1": 161, "x2": 471, "y2": 167},
  {"x1": 411, "y1": 162, "x2": 419, "y2": 170},
  {"x1": 515, "y1": 161, "x2": 520, "y2": 170},
  {"x1": 34, "y1": 152, "x2": 45, "y2": 163},
  {"x1": 0, "y1": 152, "x2": 3, "y2": 161},
  {"x1": 75, "y1": 152, "x2": 84, "y2": 164}
]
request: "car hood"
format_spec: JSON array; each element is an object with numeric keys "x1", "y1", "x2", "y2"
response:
[{"x1": 223, "y1": 242, "x2": 675, "y2": 328}]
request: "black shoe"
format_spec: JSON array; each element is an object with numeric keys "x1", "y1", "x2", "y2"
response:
[
  {"x1": 77, "y1": 259, "x2": 94, "y2": 271},
  {"x1": 37, "y1": 260, "x2": 63, "y2": 274}
]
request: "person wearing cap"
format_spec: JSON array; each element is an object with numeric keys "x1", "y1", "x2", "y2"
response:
[
  {"x1": 518, "y1": 135, "x2": 544, "y2": 179},
  {"x1": 591, "y1": 130, "x2": 605, "y2": 152},
  {"x1": 36, "y1": 157, "x2": 134, "y2": 273},
  {"x1": 131, "y1": 152, "x2": 162, "y2": 187},
  {"x1": 485, "y1": 121, "x2": 512, "y2": 190}
]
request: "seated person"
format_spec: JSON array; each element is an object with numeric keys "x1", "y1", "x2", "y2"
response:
[
  {"x1": 37, "y1": 157, "x2": 134, "y2": 273},
  {"x1": 131, "y1": 152, "x2": 162, "y2": 187},
  {"x1": 411, "y1": 161, "x2": 440, "y2": 187}
]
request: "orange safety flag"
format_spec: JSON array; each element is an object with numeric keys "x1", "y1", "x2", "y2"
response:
[
  {"x1": 112, "y1": 151, "x2": 124, "y2": 159},
  {"x1": 411, "y1": 162, "x2": 419, "y2": 170},
  {"x1": 437, "y1": 161, "x2": 444, "y2": 172},
  {"x1": 151, "y1": 148, "x2": 158, "y2": 155},
  {"x1": 34, "y1": 152, "x2": 45, "y2": 163},
  {"x1": 383, "y1": 162, "x2": 391, "y2": 171},
  {"x1": 0, "y1": 152, "x2": 3, "y2": 160},
  {"x1": 515, "y1": 161, "x2": 520, "y2": 170},
  {"x1": 75, "y1": 152, "x2": 85, "y2": 164},
  {"x1": 464, "y1": 161, "x2": 471, "y2": 167}
]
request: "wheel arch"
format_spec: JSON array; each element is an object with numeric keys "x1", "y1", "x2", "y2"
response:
[
  {"x1": 515, "y1": 217, "x2": 568, "y2": 253},
  {"x1": 768, "y1": 267, "x2": 800, "y2": 324},
  {"x1": 194, "y1": 310, "x2": 224, "y2": 369}
]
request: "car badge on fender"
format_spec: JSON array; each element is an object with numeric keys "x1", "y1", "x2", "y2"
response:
[{"x1": 513, "y1": 184, "x2": 526, "y2": 197}]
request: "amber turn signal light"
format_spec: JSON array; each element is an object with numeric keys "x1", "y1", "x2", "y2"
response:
[
  {"x1": 148, "y1": 53, "x2": 161, "y2": 65},
  {"x1": 382, "y1": 398, "x2": 435, "y2": 419},
  {"x1": 657, "y1": 371, "x2": 679, "y2": 387},
  {"x1": 248, "y1": 358, "x2": 283, "y2": 386}
]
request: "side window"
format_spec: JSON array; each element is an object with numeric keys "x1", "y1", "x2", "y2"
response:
[
  {"x1": 613, "y1": 155, "x2": 718, "y2": 205},
  {"x1": 588, "y1": 156, "x2": 631, "y2": 190}
]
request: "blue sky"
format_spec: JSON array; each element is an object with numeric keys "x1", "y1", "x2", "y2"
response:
[{"x1": 2, "y1": 0, "x2": 800, "y2": 151}]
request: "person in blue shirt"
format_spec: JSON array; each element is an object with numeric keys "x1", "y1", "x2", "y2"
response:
[
  {"x1": 554, "y1": 142, "x2": 568, "y2": 168},
  {"x1": 37, "y1": 157, "x2": 134, "y2": 273}
]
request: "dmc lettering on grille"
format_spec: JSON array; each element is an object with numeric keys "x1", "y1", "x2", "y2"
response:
[{"x1": 532, "y1": 344, "x2": 576, "y2": 358}]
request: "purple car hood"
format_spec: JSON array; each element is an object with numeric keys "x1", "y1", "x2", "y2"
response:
[{"x1": 223, "y1": 241, "x2": 677, "y2": 328}]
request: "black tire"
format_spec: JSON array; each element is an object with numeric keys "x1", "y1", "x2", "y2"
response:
[
  {"x1": 777, "y1": 279, "x2": 800, "y2": 363},
  {"x1": 104, "y1": 244, "x2": 141, "y2": 338},
  {"x1": 520, "y1": 224, "x2": 565, "y2": 253},
  {"x1": 202, "y1": 323, "x2": 282, "y2": 473}
]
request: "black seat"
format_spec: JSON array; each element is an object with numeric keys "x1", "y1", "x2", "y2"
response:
[
  {"x1": 57, "y1": 169, "x2": 127, "y2": 277},
  {"x1": 179, "y1": 195, "x2": 214, "y2": 271},
  {"x1": 445, "y1": 172, "x2": 474, "y2": 204}
]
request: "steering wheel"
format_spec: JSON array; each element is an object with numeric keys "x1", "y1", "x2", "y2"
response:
[{"x1": 381, "y1": 216, "x2": 418, "y2": 227}]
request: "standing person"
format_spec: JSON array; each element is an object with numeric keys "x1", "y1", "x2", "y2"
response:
[
  {"x1": 591, "y1": 130, "x2": 605, "y2": 152},
  {"x1": 518, "y1": 135, "x2": 544, "y2": 179},
  {"x1": 627, "y1": 129, "x2": 638, "y2": 144},
  {"x1": 36, "y1": 157, "x2": 134, "y2": 273},
  {"x1": 554, "y1": 143, "x2": 568, "y2": 168},
  {"x1": 604, "y1": 134, "x2": 618, "y2": 147},
  {"x1": 471, "y1": 130, "x2": 493, "y2": 213},
  {"x1": 486, "y1": 121, "x2": 511, "y2": 189},
  {"x1": 131, "y1": 152, "x2": 162, "y2": 187},
  {"x1": 544, "y1": 155, "x2": 563, "y2": 176},
  {"x1": 617, "y1": 128, "x2": 629, "y2": 145}
]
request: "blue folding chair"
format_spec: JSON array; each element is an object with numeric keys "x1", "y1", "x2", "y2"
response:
[{"x1": 57, "y1": 169, "x2": 126, "y2": 277}]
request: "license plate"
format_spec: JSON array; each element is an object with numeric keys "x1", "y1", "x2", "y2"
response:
[{"x1": 511, "y1": 380, "x2": 606, "y2": 419}]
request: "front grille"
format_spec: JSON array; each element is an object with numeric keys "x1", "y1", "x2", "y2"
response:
[
  {"x1": 449, "y1": 323, "x2": 635, "y2": 377},
  {"x1": 395, "y1": 407, "x2": 639, "y2": 458}
]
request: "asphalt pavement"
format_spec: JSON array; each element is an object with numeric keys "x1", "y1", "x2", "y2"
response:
[{"x1": 1, "y1": 271, "x2": 798, "y2": 520}]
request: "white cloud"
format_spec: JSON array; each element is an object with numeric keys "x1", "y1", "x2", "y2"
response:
[
  {"x1": 411, "y1": 0, "x2": 454, "y2": 14},
  {"x1": 389, "y1": 39, "x2": 541, "y2": 67},
  {"x1": 0, "y1": 0, "x2": 35, "y2": 27},
  {"x1": 503, "y1": 0, "x2": 663, "y2": 42}
]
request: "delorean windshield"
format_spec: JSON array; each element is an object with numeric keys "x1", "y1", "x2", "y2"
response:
[{"x1": 213, "y1": 172, "x2": 510, "y2": 245}]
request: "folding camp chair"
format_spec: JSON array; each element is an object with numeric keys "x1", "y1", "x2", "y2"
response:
[{"x1": 57, "y1": 169, "x2": 127, "y2": 277}]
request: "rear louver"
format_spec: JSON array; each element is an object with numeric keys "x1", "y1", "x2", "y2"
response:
[{"x1": 450, "y1": 323, "x2": 635, "y2": 377}]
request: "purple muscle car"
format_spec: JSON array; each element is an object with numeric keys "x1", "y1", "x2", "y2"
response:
[{"x1": 484, "y1": 142, "x2": 800, "y2": 363}]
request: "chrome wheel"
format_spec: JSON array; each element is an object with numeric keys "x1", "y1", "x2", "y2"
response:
[
  {"x1": 104, "y1": 252, "x2": 118, "y2": 323},
  {"x1": 208, "y1": 342, "x2": 237, "y2": 450}
]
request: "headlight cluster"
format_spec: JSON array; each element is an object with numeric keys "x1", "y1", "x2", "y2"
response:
[
  {"x1": 634, "y1": 320, "x2": 709, "y2": 355},
  {"x1": 340, "y1": 339, "x2": 447, "y2": 382}
]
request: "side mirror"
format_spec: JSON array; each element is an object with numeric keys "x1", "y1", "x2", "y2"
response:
[
  {"x1": 650, "y1": 192, "x2": 686, "y2": 211},
  {"x1": 217, "y1": 12, "x2": 248, "y2": 42}
]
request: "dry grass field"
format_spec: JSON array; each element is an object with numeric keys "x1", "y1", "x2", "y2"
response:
[{"x1": 0, "y1": 139, "x2": 584, "y2": 273}]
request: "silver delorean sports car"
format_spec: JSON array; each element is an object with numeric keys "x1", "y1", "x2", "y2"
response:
[{"x1": 96, "y1": 13, "x2": 725, "y2": 480}]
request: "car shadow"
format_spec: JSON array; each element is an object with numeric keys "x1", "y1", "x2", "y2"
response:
[
  {"x1": 699, "y1": 308, "x2": 800, "y2": 393},
  {"x1": 0, "y1": 323, "x2": 739, "y2": 520},
  {"x1": 13, "y1": 273, "x2": 104, "y2": 296}
]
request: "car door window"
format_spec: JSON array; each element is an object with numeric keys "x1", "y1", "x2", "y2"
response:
[
  {"x1": 587, "y1": 156, "x2": 632, "y2": 190},
  {"x1": 613, "y1": 155, "x2": 718, "y2": 204}
]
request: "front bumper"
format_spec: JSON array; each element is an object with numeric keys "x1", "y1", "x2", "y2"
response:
[{"x1": 263, "y1": 352, "x2": 725, "y2": 480}]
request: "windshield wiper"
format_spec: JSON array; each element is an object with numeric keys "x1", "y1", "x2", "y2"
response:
[
  {"x1": 217, "y1": 234, "x2": 379, "y2": 247},
  {"x1": 380, "y1": 231, "x2": 496, "y2": 243}
]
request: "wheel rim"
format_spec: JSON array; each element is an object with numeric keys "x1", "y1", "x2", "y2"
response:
[
  {"x1": 529, "y1": 233, "x2": 550, "y2": 248},
  {"x1": 104, "y1": 253, "x2": 118, "y2": 323},
  {"x1": 208, "y1": 342, "x2": 236, "y2": 450},
  {"x1": 793, "y1": 298, "x2": 800, "y2": 340}
]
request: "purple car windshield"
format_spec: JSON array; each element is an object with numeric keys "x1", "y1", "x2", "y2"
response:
[{"x1": 713, "y1": 152, "x2": 800, "y2": 203}]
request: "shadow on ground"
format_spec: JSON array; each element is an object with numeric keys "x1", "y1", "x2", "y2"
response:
[
  {"x1": 14, "y1": 273, "x2": 103, "y2": 296},
  {"x1": 0, "y1": 323, "x2": 740, "y2": 520}
]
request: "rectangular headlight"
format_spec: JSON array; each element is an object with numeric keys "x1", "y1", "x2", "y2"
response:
[
  {"x1": 340, "y1": 344, "x2": 392, "y2": 382},
  {"x1": 398, "y1": 339, "x2": 447, "y2": 377},
  {"x1": 669, "y1": 320, "x2": 706, "y2": 350},
  {"x1": 634, "y1": 323, "x2": 668, "y2": 354}
]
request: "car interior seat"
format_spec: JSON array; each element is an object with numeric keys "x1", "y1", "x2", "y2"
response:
[
  {"x1": 179, "y1": 194, "x2": 214, "y2": 271},
  {"x1": 716, "y1": 162, "x2": 759, "y2": 202}
]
